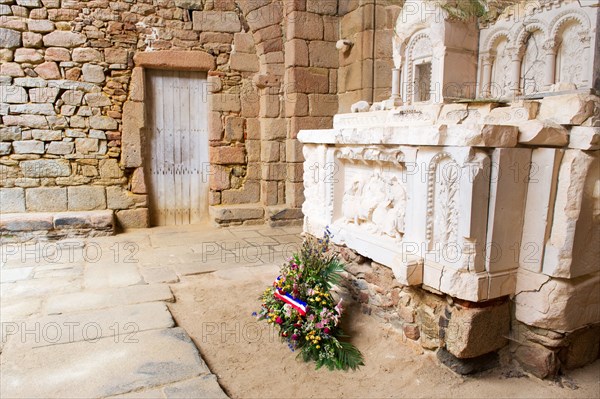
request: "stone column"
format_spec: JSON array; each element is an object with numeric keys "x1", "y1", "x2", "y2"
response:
[
  {"x1": 542, "y1": 40, "x2": 557, "y2": 91},
  {"x1": 507, "y1": 47, "x2": 523, "y2": 97},
  {"x1": 390, "y1": 67, "x2": 402, "y2": 106},
  {"x1": 480, "y1": 53, "x2": 495, "y2": 98}
]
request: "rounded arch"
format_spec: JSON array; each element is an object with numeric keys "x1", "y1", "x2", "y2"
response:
[
  {"x1": 483, "y1": 28, "x2": 512, "y2": 53},
  {"x1": 515, "y1": 23, "x2": 548, "y2": 50},
  {"x1": 550, "y1": 10, "x2": 590, "y2": 39}
]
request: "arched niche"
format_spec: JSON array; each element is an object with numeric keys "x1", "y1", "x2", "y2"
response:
[
  {"x1": 555, "y1": 19, "x2": 588, "y2": 88},
  {"x1": 406, "y1": 32, "x2": 433, "y2": 104},
  {"x1": 489, "y1": 36, "x2": 512, "y2": 98},
  {"x1": 520, "y1": 29, "x2": 546, "y2": 96}
]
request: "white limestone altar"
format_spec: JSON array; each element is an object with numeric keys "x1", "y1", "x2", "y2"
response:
[{"x1": 299, "y1": 0, "x2": 599, "y2": 339}]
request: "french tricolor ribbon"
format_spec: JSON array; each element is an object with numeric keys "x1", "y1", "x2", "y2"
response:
[{"x1": 274, "y1": 289, "x2": 308, "y2": 316}]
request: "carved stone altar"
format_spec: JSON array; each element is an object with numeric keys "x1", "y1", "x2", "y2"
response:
[{"x1": 299, "y1": 0, "x2": 599, "y2": 376}]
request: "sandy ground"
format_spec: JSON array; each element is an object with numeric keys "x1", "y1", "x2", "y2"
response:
[{"x1": 169, "y1": 264, "x2": 600, "y2": 399}]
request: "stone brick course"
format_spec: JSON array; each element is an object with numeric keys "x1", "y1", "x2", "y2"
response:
[{"x1": 0, "y1": 0, "x2": 363, "y2": 233}]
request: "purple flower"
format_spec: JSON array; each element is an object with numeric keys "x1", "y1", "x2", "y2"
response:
[{"x1": 276, "y1": 317, "x2": 283, "y2": 324}]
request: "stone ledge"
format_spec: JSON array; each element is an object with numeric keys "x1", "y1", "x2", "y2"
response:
[
  {"x1": 209, "y1": 204, "x2": 265, "y2": 224},
  {"x1": 133, "y1": 50, "x2": 215, "y2": 72},
  {"x1": 0, "y1": 210, "x2": 114, "y2": 242}
]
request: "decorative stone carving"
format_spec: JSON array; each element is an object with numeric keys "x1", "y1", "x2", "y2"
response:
[
  {"x1": 341, "y1": 172, "x2": 407, "y2": 240},
  {"x1": 478, "y1": 0, "x2": 598, "y2": 98}
]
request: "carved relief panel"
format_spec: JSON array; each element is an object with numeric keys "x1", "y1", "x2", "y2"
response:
[
  {"x1": 521, "y1": 30, "x2": 546, "y2": 95},
  {"x1": 333, "y1": 147, "x2": 408, "y2": 242}
]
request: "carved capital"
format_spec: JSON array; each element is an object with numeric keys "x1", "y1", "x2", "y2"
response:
[
  {"x1": 579, "y1": 31, "x2": 591, "y2": 44},
  {"x1": 482, "y1": 53, "x2": 496, "y2": 66},
  {"x1": 542, "y1": 39, "x2": 558, "y2": 54},
  {"x1": 506, "y1": 46, "x2": 524, "y2": 61}
]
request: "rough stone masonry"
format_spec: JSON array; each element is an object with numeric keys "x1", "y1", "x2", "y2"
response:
[{"x1": 1, "y1": 0, "x2": 401, "y2": 241}]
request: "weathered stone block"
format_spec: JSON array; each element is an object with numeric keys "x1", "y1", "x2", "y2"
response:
[
  {"x1": 14, "y1": 48, "x2": 44, "y2": 63},
  {"x1": 233, "y1": 33, "x2": 255, "y2": 53},
  {"x1": 75, "y1": 138, "x2": 98, "y2": 154},
  {"x1": 569, "y1": 126, "x2": 600, "y2": 150},
  {"x1": 106, "y1": 186, "x2": 136, "y2": 210},
  {"x1": 209, "y1": 165, "x2": 231, "y2": 191},
  {"x1": 308, "y1": 93, "x2": 338, "y2": 117},
  {"x1": 67, "y1": 186, "x2": 106, "y2": 211},
  {"x1": 0, "y1": 188, "x2": 25, "y2": 213},
  {"x1": 25, "y1": 187, "x2": 67, "y2": 212},
  {"x1": 10, "y1": 103, "x2": 55, "y2": 116},
  {"x1": 192, "y1": 11, "x2": 241, "y2": 33},
  {"x1": 72, "y1": 48, "x2": 103, "y2": 62},
  {"x1": 116, "y1": 208, "x2": 149, "y2": 229},
  {"x1": 514, "y1": 343, "x2": 558, "y2": 379},
  {"x1": 224, "y1": 116, "x2": 244, "y2": 142},
  {"x1": 0, "y1": 213, "x2": 53, "y2": 231},
  {"x1": 61, "y1": 90, "x2": 84, "y2": 105},
  {"x1": 1, "y1": 62, "x2": 25, "y2": 77},
  {"x1": 54, "y1": 209, "x2": 114, "y2": 230},
  {"x1": 286, "y1": 11, "x2": 323, "y2": 40},
  {"x1": 28, "y1": 20, "x2": 54, "y2": 34},
  {"x1": 34, "y1": 61, "x2": 61, "y2": 79},
  {"x1": 0, "y1": 28, "x2": 22, "y2": 49},
  {"x1": 210, "y1": 146, "x2": 245, "y2": 164},
  {"x1": 308, "y1": 41, "x2": 337, "y2": 68},
  {"x1": 539, "y1": 94, "x2": 597, "y2": 125},
  {"x1": 105, "y1": 48, "x2": 128, "y2": 64},
  {"x1": 99, "y1": 159, "x2": 122, "y2": 179},
  {"x1": 12, "y1": 140, "x2": 45, "y2": 154},
  {"x1": 90, "y1": 115, "x2": 117, "y2": 130},
  {"x1": 29, "y1": 87, "x2": 59, "y2": 103},
  {"x1": 3, "y1": 115, "x2": 49, "y2": 129},
  {"x1": 284, "y1": 39, "x2": 308, "y2": 67},
  {"x1": 0, "y1": 143, "x2": 11, "y2": 155},
  {"x1": 130, "y1": 167, "x2": 146, "y2": 194},
  {"x1": 230, "y1": 52, "x2": 259, "y2": 72},
  {"x1": 42, "y1": 31, "x2": 86, "y2": 48},
  {"x1": 222, "y1": 180, "x2": 260, "y2": 204},
  {"x1": 84, "y1": 92, "x2": 111, "y2": 107},
  {"x1": 31, "y1": 129, "x2": 61, "y2": 141},
  {"x1": 286, "y1": 67, "x2": 329, "y2": 93},
  {"x1": 46, "y1": 141, "x2": 74, "y2": 155},
  {"x1": 121, "y1": 101, "x2": 144, "y2": 168},
  {"x1": 445, "y1": 302, "x2": 510, "y2": 359},
  {"x1": 0, "y1": 126, "x2": 22, "y2": 141},
  {"x1": 518, "y1": 120, "x2": 568, "y2": 146},
  {"x1": 209, "y1": 205, "x2": 264, "y2": 222},
  {"x1": 1, "y1": 86, "x2": 28, "y2": 103},
  {"x1": 260, "y1": 118, "x2": 286, "y2": 140},
  {"x1": 210, "y1": 93, "x2": 241, "y2": 113},
  {"x1": 81, "y1": 64, "x2": 105, "y2": 83}
]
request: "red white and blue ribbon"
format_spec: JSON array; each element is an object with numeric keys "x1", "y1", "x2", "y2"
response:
[{"x1": 274, "y1": 289, "x2": 308, "y2": 316}]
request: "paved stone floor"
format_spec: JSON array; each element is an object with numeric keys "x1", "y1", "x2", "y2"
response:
[{"x1": 0, "y1": 223, "x2": 302, "y2": 399}]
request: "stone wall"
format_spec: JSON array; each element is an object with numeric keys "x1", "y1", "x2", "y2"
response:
[
  {"x1": 337, "y1": 243, "x2": 600, "y2": 378},
  {"x1": 337, "y1": 0, "x2": 401, "y2": 112},
  {"x1": 0, "y1": 0, "x2": 359, "y2": 237}
]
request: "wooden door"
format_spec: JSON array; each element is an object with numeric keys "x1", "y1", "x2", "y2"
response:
[{"x1": 145, "y1": 69, "x2": 209, "y2": 226}]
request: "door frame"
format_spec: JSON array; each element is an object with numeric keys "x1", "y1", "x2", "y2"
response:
[{"x1": 121, "y1": 50, "x2": 217, "y2": 227}]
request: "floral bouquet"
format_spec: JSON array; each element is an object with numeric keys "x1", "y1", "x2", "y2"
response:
[{"x1": 254, "y1": 229, "x2": 364, "y2": 370}]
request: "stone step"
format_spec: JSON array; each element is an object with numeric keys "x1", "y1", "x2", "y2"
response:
[
  {"x1": 0, "y1": 327, "x2": 211, "y2": 398},
  {"x1": 0, "y1": 210, "x2": 114, "y2": 243},
  {"x1": 1, "y1": 302, "x2": 175, "y2": 351}
]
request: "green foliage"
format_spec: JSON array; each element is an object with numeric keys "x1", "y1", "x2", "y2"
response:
[{"x1": 255, "y1": 228, "x2": 364, "y2": 371}]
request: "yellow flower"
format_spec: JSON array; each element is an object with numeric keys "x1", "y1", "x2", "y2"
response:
[{"x1": 316, "y1": 345, "x2": 321, "y2": 349}]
